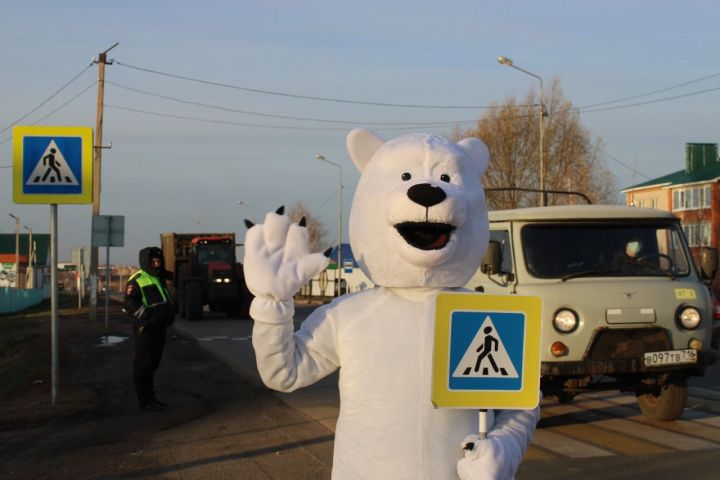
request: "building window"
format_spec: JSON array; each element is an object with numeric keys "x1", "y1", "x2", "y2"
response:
[
  {"x1": 673, "y1": 185, "x2": 711, "y2": 211},
  {"x1": 683, "y1": 222, "x2": 712, "y2": 247},
  {"x1": 641, "y1": 198, "x2": 658, "y2": 209}
]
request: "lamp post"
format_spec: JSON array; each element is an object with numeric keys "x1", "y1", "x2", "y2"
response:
[
  {"x1": 497, "y1": 55, "x2": 546, "y2": 207},
  {"x1": 316, "y1": 154, "x2": 343, "y2": 297},
  {"x1": 23, "y1": 225, "x2": 33, "y2": 289},
  {"x1": 8, "y1": 213, "x2": 20, "y2": 288},
  {"x1": 237, "y1": 200, "x2": 257, "y2": 223}
]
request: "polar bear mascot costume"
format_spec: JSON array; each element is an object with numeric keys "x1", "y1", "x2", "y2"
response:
[{"x1": 244, "y1": 129, "x2": 540, "y2": 480}]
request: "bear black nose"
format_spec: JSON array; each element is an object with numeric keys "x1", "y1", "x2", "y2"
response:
[{"x1": 407, "y1": 183, "x2": 447, "y2": 208}]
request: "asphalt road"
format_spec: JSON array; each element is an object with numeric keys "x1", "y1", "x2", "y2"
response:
[{"x1": 173, "y1": 304, "x2": 720, "y2": 479}]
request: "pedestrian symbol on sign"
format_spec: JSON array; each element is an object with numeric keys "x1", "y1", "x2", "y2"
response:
[
  {"x1": 26, "y1": 140, "x2": 79, "y2": 186},
  {"x1": 452, "y1": 315, "x2": 519, "y2": 379}
]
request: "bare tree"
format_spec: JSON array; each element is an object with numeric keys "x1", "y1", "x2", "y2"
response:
[
  {"x1": 453, "y1": 78, "x2": 616, "y2": 209},
  {"x1": 288, "y1": 201, "x2": 329, "y2": 253}
]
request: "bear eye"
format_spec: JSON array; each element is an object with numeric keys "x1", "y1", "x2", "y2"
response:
[
  {"x1": 401, "y1": 172, "x2": 412, "y2": 181},
  {"x1": 440, "y1": 174, "x2": 451, "y2": 182}
]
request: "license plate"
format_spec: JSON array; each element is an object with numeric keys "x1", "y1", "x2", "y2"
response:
[{"x1": 643, "y1": 349, "x2": 697, "y2": 367}]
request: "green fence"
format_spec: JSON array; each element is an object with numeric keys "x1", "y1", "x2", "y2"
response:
[{"x1": 0, "y1": 287, "x2": 44, "y2": 314}]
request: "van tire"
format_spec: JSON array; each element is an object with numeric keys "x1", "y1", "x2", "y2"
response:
[{"x1": 636, "y1": 375, "x2": 687, "y2": 421}]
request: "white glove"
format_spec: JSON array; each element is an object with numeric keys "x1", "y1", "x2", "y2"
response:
[
  {"x1": 457, "y1": 404, "x2": 540, "y2": 480},
  {"x1": 243, "y1": 208, "x2": 329, "y2": 302},
  {"x1": 457, "y1": 435, "x2": 514, "y2": 480}
]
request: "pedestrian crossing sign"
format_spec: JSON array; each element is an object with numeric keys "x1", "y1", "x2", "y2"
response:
[
  {"x1": 432, "y1": 292, "x2": 542, "y2": 409},
  {"x1": 13, "y1": 126, "x2": 93, "y2": 204}
]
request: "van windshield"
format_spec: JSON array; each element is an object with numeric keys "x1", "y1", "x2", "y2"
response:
[{"x1": 521, "y1": 222, "x2": 691, "y2": 279}]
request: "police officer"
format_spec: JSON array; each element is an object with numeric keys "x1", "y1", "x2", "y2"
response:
[{"x1": 123, "y1": 247, "x2": 174, "y2": 411}]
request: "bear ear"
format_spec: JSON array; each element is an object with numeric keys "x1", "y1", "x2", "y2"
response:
[
  {"x1": 457, "y1": 137, "x2": 490, "y2": 176},
  {"x1": 347, "y1": 128, "x2": 385, "y2": 172}
]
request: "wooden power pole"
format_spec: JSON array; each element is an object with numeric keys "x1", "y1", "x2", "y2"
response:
[{"x1": 89, "y1": 43, "x2": 117, "y2": 321}]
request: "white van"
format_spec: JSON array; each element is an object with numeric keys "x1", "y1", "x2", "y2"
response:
[{"x1": 467, "y1": 204, "x2": 717, "y2": 420}]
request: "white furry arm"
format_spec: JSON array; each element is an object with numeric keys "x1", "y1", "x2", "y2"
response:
[
  {"x1": 244, "y1": 208, "x2": 334, "y2": 392},
  {"x1": 457, "y1": 401, "x2": 541, "y2": 480},
  {"x1": 251, "y1": 299, "x2": 340, "y2": 392}
]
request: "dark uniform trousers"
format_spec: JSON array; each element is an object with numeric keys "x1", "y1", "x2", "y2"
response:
[{"x1": 133, "y1": 323, "x2": 167, "y2": 406}]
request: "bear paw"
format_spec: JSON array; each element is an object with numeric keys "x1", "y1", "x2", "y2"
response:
[{"x1": 244, "y1": 208, "x2": 329, "y2": 302}]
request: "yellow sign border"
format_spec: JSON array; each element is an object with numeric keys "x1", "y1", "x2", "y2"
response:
[
  {"x1": 432, "y1": 292, "x2": 542, "y2": 409},
  {"x1": 13, "y1": 126, "x2": 93, "y2": 204}
]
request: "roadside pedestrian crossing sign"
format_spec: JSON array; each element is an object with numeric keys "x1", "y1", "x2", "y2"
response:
[
  {"x1": 13, "y1": 126, "x2": 93, "y2": 204},
  {"x1": 432, "y1": 292, "x2": 542, "y2": 409}
]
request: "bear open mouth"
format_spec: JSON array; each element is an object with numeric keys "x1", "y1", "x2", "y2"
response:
[{"x1": 395, "y1": 222, "x2": 455, "y2": 250}]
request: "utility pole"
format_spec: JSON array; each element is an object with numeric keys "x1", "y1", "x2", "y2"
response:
[{"x1": 89, "y1": 43, "x2": 117, "y2": 321}]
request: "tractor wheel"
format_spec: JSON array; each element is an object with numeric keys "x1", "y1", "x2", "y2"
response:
[
  {"x1": 636, "y1": 375, "x2": 687, "y2": 421},
  {"x1": 185, "y1": 281, "x2": 204, "y2": 321}
]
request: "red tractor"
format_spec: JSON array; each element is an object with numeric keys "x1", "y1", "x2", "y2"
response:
[{"x1": 160, "y1": 232, "x2": 251, "y2": 320}]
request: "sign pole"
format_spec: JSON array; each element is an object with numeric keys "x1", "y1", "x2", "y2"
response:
[
  {"x1": 91, "y1": 214, "x2": 124, "y2": 341},
  {"x1": 478, "y1": 409, "x2": 488, "y2": 440},
  {"x1": 105, "y1": 244, "x2": 110, "y2": 333},
  {"x1": 50, "y1": 204, "x2": 59, "y2": 405},
  {"x1": 104, "y1": 215, "x2": 112, "y2": 334}
]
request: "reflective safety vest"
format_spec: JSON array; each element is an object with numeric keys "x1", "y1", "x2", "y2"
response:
[{"x1": 129, "y1": 270, "x2": 169, "y2": 307}]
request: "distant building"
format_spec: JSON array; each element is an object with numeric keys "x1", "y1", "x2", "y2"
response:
[
  {"x1": 0, "y1": 233, "x2": 51, "y2": 291},
  {"x1": 622, "y1": 143, "x2": 720, "y2": 290},
  {"x1": 304, "y1": 243, "x2": 374, "y2": 298}
]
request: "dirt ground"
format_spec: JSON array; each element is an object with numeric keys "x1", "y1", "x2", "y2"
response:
[{"x1": 0, "y1": 297, "x2": 334, "y2": 480}]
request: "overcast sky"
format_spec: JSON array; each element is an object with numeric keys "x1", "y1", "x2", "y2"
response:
[{"x1": 2, "y1": 0, "x2": 719, "y2": 265}]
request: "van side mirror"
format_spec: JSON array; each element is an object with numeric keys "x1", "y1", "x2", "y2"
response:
[
  {"x1": 700, "y1": 247, "x2": 718, "y2": 281},
  {"x1": 481, "y1": 241, "x2": 502, "y2": 275}
]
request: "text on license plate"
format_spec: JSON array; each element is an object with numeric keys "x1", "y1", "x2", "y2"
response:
[{"x1": 644, "y1": 349, "x2": 697, "y2": 367}]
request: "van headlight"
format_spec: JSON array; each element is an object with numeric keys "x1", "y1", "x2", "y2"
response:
[
  {"x1": 553, "y1": 309, "x2": 579, "y2": 333},
  {"x1": 677, "y1": 306, "x2": 701, "y2": 330}
]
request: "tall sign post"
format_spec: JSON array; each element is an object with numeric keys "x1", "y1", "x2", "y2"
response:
[
  {"x1": 433, "y1": 292, "x2": 542, "y2": 438},
  {"x1": 13, "y1": 125, "x2": 93, "y2": 405},
  {"x1": 91, "y1": 215, "x2": 125, "y2": 333}
]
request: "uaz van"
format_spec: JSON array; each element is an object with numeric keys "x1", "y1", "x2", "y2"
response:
[{"x1": 467, "y1": 204, "x2": 717, "y2": 420}]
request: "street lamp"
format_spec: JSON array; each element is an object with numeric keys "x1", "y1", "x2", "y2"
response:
[
  {"x1": 316, "y1": 154, "x2": 343, "y2": 297},
  {"x1": 8, "y1": 213, "x2": 20, "y2": 288},
  {"x1": 23, "y1": 225, "x2": 33, "y2": 289},
  {"x1": 237, "y1": 200, "x2": 257, "y2": 223},
  {"x1": 497, "y1": 55, "x2": 546, "y2": 207}
]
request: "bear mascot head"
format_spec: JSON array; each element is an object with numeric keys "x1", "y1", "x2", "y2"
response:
[{"x1": 346, "y1": 128, "x2": 491, "y2": 288}]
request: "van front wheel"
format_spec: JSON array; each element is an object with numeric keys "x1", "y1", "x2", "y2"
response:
[{"x1": 636, "y1": 375, "x2": 687, "y2": 421}]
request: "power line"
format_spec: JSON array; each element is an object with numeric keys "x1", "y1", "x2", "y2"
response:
[
  {"x1": 32, "y1": 81, "x2": 98, "y2": 124},
  {"x1": 106, "y1": 81, "x2": 480, "y2": 126},
  {"x1": 115, "y1": 60, "x2": 499, "y2": 110},
  {"x1": 0, "y1": 63, "x2": 93, "y2": 136},
  {"x1": 577, "y1": 85, "x2": 720, "y2": 114},
  {"x1": 587, "y1": 140, "x2": 651, "y2": 180},
  {"x1": 577, "y1": 72, "x2": 720, "y2": 110},
  {"x1": 104, "y1": 104, "x2": 477, "y2": 131},
  {"x1": 0, "y1": 81, "x2": 97, "y2": 146}
]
